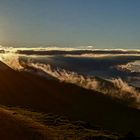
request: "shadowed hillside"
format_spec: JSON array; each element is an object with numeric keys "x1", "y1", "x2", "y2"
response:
[{"x1": 0, "y1": 61, "x2": 140, "y2": 137}]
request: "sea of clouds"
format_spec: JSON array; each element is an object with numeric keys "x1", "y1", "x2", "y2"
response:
[{"x1": 0, "y1": 46, "x2": 140, "y2": 108}]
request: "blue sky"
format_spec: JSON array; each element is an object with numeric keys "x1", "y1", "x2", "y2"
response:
[{"x1": 0, "y1": 0, "x2": 140, "y2": 48}]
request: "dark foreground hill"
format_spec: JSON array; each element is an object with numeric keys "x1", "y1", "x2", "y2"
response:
[{"x1": 0, "y1": 61, "x2": 140, "y2": 137}]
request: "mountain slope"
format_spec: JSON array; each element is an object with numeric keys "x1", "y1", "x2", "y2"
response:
[{"x1": 0, "y1": 61, "x2": 140, "y2": 136}]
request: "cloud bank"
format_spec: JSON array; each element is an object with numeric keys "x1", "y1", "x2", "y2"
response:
[{"x1": 0, "y1": 47, "x2": 140, "y2": 108}]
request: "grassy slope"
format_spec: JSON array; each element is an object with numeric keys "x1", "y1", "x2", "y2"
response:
[
  {"x1": 0, "y1": 106, "x2": 120, "y2": 140},
  {"x1": 0, "y1": 61, "x2": 140, "y2": 137},
  {"x1": 0, "y1": 107, "x2": 53, "y2": 140}
]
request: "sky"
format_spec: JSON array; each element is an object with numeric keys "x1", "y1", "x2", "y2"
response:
[{"x1": 0, "y1": 0, "x2": 140, "y2": 49}]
